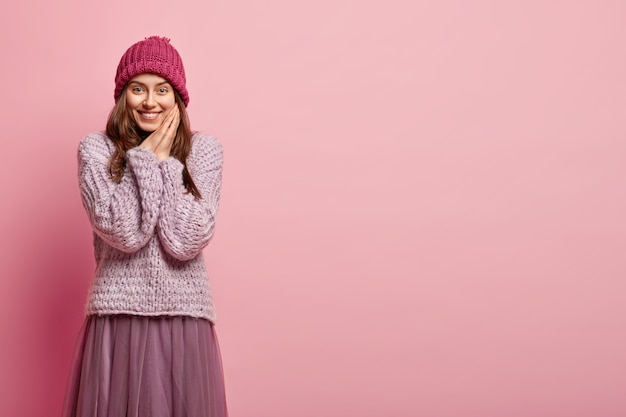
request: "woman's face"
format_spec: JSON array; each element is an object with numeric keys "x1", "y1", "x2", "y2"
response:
[{"x1": 125, "y1": 73, "x2": 177, "y2": 132}]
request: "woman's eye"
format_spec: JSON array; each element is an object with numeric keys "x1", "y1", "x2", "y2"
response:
[
  {"x1": 158, "y1": 88, "x2": 168, "y2": 93},
  {"x1": 132, "y1": 86, "x2": 144, "y2": 93}
]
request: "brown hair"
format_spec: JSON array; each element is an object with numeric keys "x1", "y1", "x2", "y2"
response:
[{"x1": 106, "y1": 88, "x2": 201, "y2": 199}]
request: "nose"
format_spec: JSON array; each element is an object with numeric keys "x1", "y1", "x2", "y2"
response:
[{"x1": 143, "y1": 93, "x2": 156, "y2": 108}]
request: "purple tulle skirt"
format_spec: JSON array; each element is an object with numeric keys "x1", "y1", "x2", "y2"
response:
[{"x1": 62, "y1": 315, "x2": 228, "y2": 417}]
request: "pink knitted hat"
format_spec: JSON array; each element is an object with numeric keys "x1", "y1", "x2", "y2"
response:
[{"x1": 114, "y1": 36, "x2": 189, "y2": 106}]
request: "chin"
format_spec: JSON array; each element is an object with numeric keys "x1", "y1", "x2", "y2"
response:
[
  {"x1": 139, "y1": 125, "x2": 157, "y2": 133},
  {"x1": 132, "y1": 118, "x2": 158, "y2": 133}
]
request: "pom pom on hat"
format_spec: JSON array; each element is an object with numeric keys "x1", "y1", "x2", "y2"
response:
[{"x1": 114, "y1": 36, "x2": 189, "y2": 106}]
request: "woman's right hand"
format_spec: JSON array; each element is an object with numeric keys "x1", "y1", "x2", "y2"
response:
[{"x1": 139, "y1": 105, "x2": 181, "y2": 161}]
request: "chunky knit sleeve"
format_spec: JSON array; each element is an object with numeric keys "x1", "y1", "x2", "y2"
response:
[
  {"x1": 78, "y1": 133, "x2": 163, "y2": 252},
  {"x1": 157, "y1": 134, "x2": 223, "y2": 260}
]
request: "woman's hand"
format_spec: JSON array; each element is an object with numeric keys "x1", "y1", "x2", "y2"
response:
[{"x1": 139, "y1": 106, "x2": 180, "y2": 161}]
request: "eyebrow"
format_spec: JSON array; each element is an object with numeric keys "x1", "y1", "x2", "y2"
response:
[{"x1": 128, "y1": 80, "x2": 172, "y2": 87}]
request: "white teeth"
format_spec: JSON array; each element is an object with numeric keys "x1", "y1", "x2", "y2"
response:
[{"x1": 140, "y1": 112, "x2": 159, "y2": 119}]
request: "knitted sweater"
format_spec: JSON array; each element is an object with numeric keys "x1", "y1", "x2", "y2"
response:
[{"x1": 78, "y1": 131, "x2": 222, "y2": 321}]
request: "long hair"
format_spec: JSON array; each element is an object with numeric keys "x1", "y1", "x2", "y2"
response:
[{"x1": 106, "y1": 88, "x2": 201, "y2": 199}]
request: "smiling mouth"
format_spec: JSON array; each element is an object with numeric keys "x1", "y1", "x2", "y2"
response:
[{"x1": 138, "y1": 112, "x2": 161, "y2": 120}]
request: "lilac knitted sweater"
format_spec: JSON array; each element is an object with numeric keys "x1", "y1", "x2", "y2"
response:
[{"x1": 78, "y1": 131, "x2": 222, "y2": 321}]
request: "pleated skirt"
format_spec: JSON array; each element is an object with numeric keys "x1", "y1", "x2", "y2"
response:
[{"x1": 62, "y1": 314, "x2": 228, "y2": 417}]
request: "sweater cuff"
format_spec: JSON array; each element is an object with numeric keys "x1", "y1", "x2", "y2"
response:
[
  {"x1": 126, "y1": 147, "x2": 163, "y2": 202},
  {"x1": 159, "y1": 157, "x2": 185, "y2": 189}
]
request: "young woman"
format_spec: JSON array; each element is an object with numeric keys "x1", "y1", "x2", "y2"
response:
[{"x1": 62, "y1": 36, "x2": 228, "y2": 417}]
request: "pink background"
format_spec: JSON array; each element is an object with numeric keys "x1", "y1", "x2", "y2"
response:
[{"x1": 1, "y1": 1, "x2": 625, "y2": 416}]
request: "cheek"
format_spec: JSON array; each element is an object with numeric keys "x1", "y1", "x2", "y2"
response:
[
  {"x1": 125, "y1": 95, "x2": 141, "y2": 109},
  {"x1": 165, "y1": 95, "x2": 176, "y2": 109}
]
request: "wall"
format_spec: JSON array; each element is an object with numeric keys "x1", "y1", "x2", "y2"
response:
[{"x1": 1, "y1": 1, "x2": 625, "y2": 416}]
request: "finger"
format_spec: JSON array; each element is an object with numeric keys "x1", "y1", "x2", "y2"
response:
[
  {"x1": 162, "y1": 108, "x2": 177, "y2": 130},
  {"x1": 164, "y1": 107, "x2": 180, "y2": 134},
  {"x1": 155, "y1": 108, "x2": 179, "y2": 153},
  {"x1": 147, "y1": 109, "x2": 177, "y2": 142},
  {"x1": 161, "y1": 107, "x2": 177, "y2": 132},
  {"x1": 140, "y1": 107, "x2": 179, "y2": 155},
  {"x1": 171, "y1": 107, "x2": 181, "y2": 131}
]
